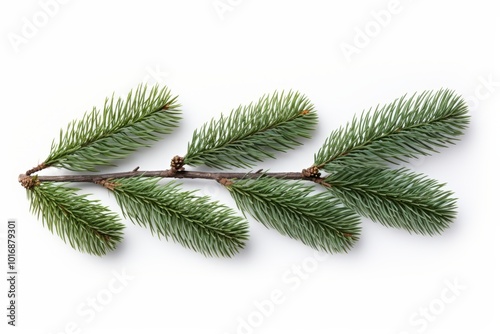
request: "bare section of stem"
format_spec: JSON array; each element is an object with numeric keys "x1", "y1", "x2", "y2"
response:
[
  {"x1": 26, "y1": 163, "x2": 48, "y2": 176},
  {"x1": 19, "y1": 168, "x2": 319, "y2": 185}
]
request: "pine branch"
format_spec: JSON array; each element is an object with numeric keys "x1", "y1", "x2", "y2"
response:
[
  {"x1": 184, "y1": 91, "x2": 317, "y2": 169},
  {"x1": 27, "y1": 181, "x2": 125, "y2": 256},
  {"x1": 110, "y1": 177, "x2": 249, "y2": 257},
  {"x1": 19, "y1": 85, "x2": 470, "y2": 258},
  {"x1": 44, "y1": 84, "x2": 181, "y2": 171},
  {"x1": 224, "y1": 177, "x2": 361, "y2": 253},
  {"x1": 325, "y1": 167, "x2": 457, "y2": 235},
  {"x1": 314, "y1": 89, "x2": 469, "y2": 171}
]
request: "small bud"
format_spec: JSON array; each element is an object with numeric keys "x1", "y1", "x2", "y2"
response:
[
  {"x1": 218, "y1": 178, "x2": 233, "y2": 187},
  {"x1": 95, "y1": 179, "x2": 117, "y2": 191},
  {"x1": 170, "y1": 155, "x2": 185, "y2": 172},
  {"x1": 19, "y1": 175, "x2": 40, "y2": 189},
  {"x1": 302, "y1": 166, "x2": 321, "y2": 178}
]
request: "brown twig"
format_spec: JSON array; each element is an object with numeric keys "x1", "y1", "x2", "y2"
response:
[
  {"x1": 18, "y1": 169, "x2": 322, "y2": 184},
  {"x1": 26, "y1": 163, "x2": 48, "y2": 176}
]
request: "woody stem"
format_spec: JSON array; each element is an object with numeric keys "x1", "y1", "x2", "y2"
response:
[{"x1": 19, "y1": 169, "x2": 321, "y2": 184}]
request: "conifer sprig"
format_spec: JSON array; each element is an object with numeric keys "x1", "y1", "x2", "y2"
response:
[
  {"x1": 184, "y1": 91, "x2": 317, "y2": 169},
  {"x1": 45, "y1": 85, "x2": 181, "y2": 171},
  {"x1": 225, "y1": 177, "x2": 361, "y2": 253},
  {"x1": 19, "y1": 85, "x2": 470, "y2": 258},
  {"x1": 314, "y1": 89, "x2": 469, "y2": 171},
  {"x1": 325, "y1": 167, "x2": 457, "y2": 235},
  {"x1": 28, "y1": 182, "x2": 125, "y2": 256},
  {"x1": 111, "y1": 177, "x2": 249, "y2": 257}
]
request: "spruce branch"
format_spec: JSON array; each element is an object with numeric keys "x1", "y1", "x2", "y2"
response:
[
  {"x1": 19, "y1": 86, "x2": 470, "y2": 257},
  {"x1": 325, "y1": 167, "x2": 457, "y2": 235},
  {"x1": 110, "y1": 177, "x2": 249, "y2": 257},
  {"x1": 183, "y1": 91, "x2": 317, "y2": 169},
  {"x1": 314, "y1": 89, "x2": 469, "y2": 171},
  {"x1": 224, "y1": 177, "x2": 361, "y2": 253},
  {"x1": 27, "y1": 181, "x2": 125, "y2": 256},
  {"x1": 44, "y1": 84, "x2": 181, "y2": 171}
]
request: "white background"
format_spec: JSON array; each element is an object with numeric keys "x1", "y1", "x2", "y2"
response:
[{"x1": 1, "y1": 1, "x2": 499, "y2": 333}]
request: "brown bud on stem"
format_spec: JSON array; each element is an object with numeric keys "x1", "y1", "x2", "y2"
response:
[
  {"x1": 170, "y1": 155, "x2": 185, "y2": 172},
  {"x1": 19, "y1": 174, "x2": 40, "y2": 189},
  {"x1": 302, "y1": 166, "x2": 321, "y2": 178}
]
